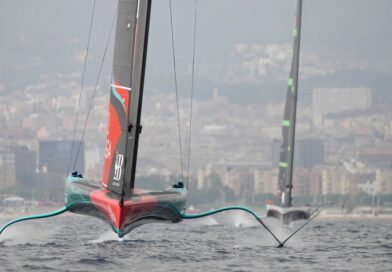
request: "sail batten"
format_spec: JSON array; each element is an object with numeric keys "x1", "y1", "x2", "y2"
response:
[{"x1": 278, "y1": 0, "x2": 302, "y2": 207}]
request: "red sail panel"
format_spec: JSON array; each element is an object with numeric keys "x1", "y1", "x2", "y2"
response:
[{"x1": 102, "y1": 84, "x2": 130, "y2": 191}]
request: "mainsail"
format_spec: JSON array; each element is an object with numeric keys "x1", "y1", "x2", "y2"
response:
[
  {"x1": 278, "y1": 0, "x2": 302, "y2": 207},
  {"x1": 103, "y1": 0, "x2": 151, "y2": 194}
]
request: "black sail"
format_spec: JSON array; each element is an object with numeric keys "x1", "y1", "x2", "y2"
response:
[
  {"x1": 103, "y1": 0, "x2": 151, "y2": 194},
  {"x1": 278, "y1": 0, "x2": 302, "y2": 207}
]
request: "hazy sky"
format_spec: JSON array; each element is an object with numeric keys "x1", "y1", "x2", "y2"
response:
[{"x1": 0, "y1": 0, "x2": 391, "y2": 102}]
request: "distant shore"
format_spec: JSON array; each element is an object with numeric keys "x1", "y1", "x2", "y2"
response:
[{"x1": 318, "y1": 213, "x2": 392, "y2": 220}]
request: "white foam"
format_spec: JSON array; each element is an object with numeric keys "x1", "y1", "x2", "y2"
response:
[
  {"x1": 0, "y1": 221, "x2": 55, "y2": 245},
  {"x1": 88, "y1": 229, "x2": 124, "y2": 243}
]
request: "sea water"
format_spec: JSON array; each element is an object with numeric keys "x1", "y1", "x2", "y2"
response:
[{"x1": 0, "y1": 213, "x2": 391, "y2": 271}]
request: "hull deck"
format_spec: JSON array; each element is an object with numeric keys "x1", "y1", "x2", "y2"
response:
[
  {"x1": 65, "y1": 176, "x2": 187, "y2": 237},
  {"x1": 266, "y1": 204, "x2": 310, "y2": 224}
]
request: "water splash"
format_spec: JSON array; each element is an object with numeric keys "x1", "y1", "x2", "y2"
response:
[
  {"x1": 231, "y1": 211, "x2": 260, "y2": 228},
  {"x1": 0, "y1": 221, "x2": 55, "y2": 245},
  {"x1": 196, "y1": 216, "x2": 218, "y2": 226},
  {"x1": 88, "y1": 229, "x2": 124, "y2": 243}
]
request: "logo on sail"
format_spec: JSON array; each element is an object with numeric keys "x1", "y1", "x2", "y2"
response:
[
  {"x1": 113, "y1": 153, "x2": 124, "y2": 181},
  {"x1": 105, "y1": 140, "x2": 111, "y2": 159}
]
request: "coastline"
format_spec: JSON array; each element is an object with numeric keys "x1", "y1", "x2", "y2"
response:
[{"x1": 318, "y1": 213, "x2": 392, "y2": 220}]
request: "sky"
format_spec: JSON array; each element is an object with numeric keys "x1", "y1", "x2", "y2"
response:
[{"x1": 0, "y1": 0, "x2": 391, "y2": 103}]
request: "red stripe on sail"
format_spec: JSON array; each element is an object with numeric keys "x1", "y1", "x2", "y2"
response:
[{"x1": 102, "y1": 103, "x2": 122, "y2": 187}]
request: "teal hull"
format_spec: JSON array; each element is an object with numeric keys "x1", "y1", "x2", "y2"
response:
[{"x1": 65, "y1": 176, "x2": 187, "y2": 237}]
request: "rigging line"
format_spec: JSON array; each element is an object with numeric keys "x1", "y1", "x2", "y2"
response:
[
  {"x1": 186, "y1": 0, "x2": 198, "y2": 189},
  {"x1": 72, "y1": 9, "x2": 117, "y2": 171},
  {"x1": 169, "y1": 0, "x2": 184, "y2": 181},
  {"x1": 67, "y1": 0, "x2": 96, "y2": 175},
  {"x1": 280, "y1": 208, "x2": 321, "y2": 246}
]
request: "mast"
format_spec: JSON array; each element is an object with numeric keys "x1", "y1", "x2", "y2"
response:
[
  {"x1": 278, "y1": 0, "x2": 302, "y2": 207},
  {"x1": 103, "y1": 0, "x2": 152, "y2": 194},
  {"x1": 124, "y1": 0, "x2": 152, "y2": 191}
]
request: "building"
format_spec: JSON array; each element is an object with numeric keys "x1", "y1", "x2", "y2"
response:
[
  {"x1": 0, "y1": 145, "x2": 37, "y2": 190},
  {"x1": 374, "y1": 169, "x2": 392, "y2": 195},
  {"x1": 254, "y1": 169, "x2": 278, "y2": 194},
  {"x1": 321, "y1": 161, "x2": 375, "y2": 196},
  {"x1": 271, "y1": 139, "x2": 281, "y2": 167},
  {"x1": 197, "y1": 161, "x2": 271, "y2": 195},
  {"x1": 0, "y1": 148, "x2": 16, "y2": 190},
  {"x1": 271, "y1": 138, "x2": 324, "y2": 169},
  {"x1": 309, "y1": 166, "x2": 323, "y2": 196},
  {"x1": 312, "y1": 88, "x2": 372, "y2": 125},
  {"x1": 13, "y1": 145, "x2": 37, "y2": 186},
  {"x1": 359, "y1": 148, "x2": 392, "y2": 168},
  {"x1": 37, "y1": 140, "x2": 85, "y2": 188},
  {"x1": 292, "y1": 169, "x2": 311, "y2": 197},
  {"x1": 227, "y1": 169, "x2": 254, "y2": 195},
  {"x1": 295, "y1": 138, "x2": 325, "y2": 169},
  {"x1": 321, "y1": 165, "x2": 346, "y2": 195},
  {"x1": 39, "y1": 140, "x2": 84, "y2": 175}
]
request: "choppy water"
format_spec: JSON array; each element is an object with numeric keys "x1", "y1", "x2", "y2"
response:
[{"x1": 0, "y1": 211, "x2": 391, "y2": 272}]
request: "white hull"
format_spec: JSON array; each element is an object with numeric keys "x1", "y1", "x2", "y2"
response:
[{"x1": 266, "y1": 204, "x2": 310, "y2": 224}]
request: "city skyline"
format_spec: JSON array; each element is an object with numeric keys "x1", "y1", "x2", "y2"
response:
[{"x1": 0, "y1": 1, "x2": 392, "y2": 205}]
